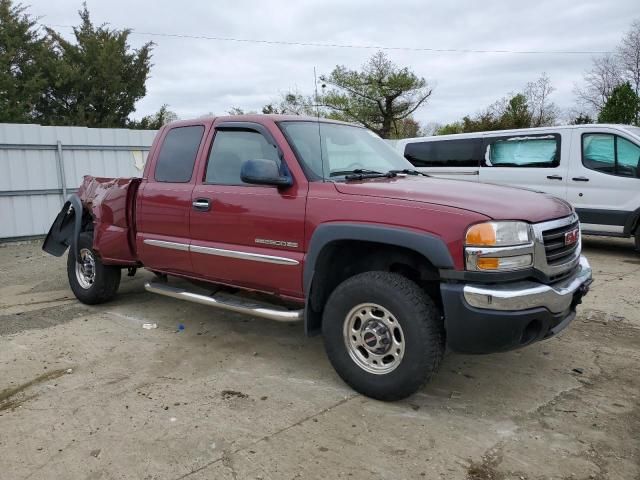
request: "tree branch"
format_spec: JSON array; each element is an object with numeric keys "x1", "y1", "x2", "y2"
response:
[
  {"x1": 395, "y1": 89, "x2": 433, "y2": 119},
  {"x1": 323, "y1": 79, "x2": 378, "y2": 103},
  {"x1": 321, "y1": 104, "x2": 375, "y2": 130}
]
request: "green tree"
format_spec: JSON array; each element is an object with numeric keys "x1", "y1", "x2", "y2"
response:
[
  {"x1": 437, "y1": 109, "x2": 503, "y2": 135},
  {"x1": 570, "y1": 112, "x2": 595, "y2": 125},
  {"x1": 39, "y1": 3, "x2": 153, "y2": 127},
  {"x1": 0, "y1": 0, "x2": 53, "y2": 123},
  {"x1": 500, "y1": 94, "x2": 532, "y2": 128},
  {"x1": 598, "y1": 82, "x2": 640, "y2": 124},
  {"x1": 319, "y1": 52, "x2": 433, "y2": 138},
  {"x1": 128, "y1": 104, "x2": 178, "y2": 129},
  {"x1": 435, "y1": 121, "x2": 464, "y2": 135}
]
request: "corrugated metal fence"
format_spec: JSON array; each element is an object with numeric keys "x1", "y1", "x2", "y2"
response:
[{"x1": 0, "y1": 123, "x2": 157, "y2": 240}]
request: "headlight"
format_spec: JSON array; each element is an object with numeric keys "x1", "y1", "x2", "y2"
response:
[
  {"x1": 465, "y1": 221, "x2": 533, "y2": 272},
  {"x1": 465, "y1": 221, "x2": 531, "y2": 247}
]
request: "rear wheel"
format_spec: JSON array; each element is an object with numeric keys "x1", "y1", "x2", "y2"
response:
[
  {"x1": 322, "y1": 271, "x2": 444, "y2": 401},
  {"x1": 635, "y1": 229, "x2": 640, "y2": 252},
  {"x1": 67, "y1": 232, "x2": 121, "y2": 304}
]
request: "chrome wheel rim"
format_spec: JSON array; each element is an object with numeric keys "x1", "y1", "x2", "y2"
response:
[
  {"x1": 343, "y1": 303, "x2": 405, "y2": 375},
  {"x1": 75, "y1": 248, "x2": 96, "y2": 289}
]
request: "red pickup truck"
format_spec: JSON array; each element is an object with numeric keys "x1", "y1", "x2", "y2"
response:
[{"x1": 43, "y1": 115, "x2": 593, "y2": 400}]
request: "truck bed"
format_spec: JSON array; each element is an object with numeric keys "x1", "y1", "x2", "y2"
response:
[{"x1": 77, "y1": 176, "x2": 141, "y2": 265}]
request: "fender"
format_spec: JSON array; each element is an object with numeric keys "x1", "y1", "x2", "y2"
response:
[
  {"x1": 42, "y1": 195, "x2": 84, "y2": 259},
  {"x1": 303, "y1": 223, "x2": 455, "y2": 335}
]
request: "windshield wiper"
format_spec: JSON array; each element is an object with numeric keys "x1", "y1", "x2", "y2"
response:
[
  {"x1": 344, "y1": 171, "x2": 397, "y2": 181},
  {"x1": 330, "y1": 168, "x2": 384, "y2": 177},
  {"x1": 329, "y1": 168, "x2": 397, "y2": 181},
  {"x1": 387, "y1": 169, "x2": 429, "y2": 177}
]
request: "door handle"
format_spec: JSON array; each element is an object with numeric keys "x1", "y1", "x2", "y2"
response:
[
  {"x1": 572, "y1": 177, "x2": 589, "y2": 182},
  {"x1": 546, "y1": 175, "x2": 563, "y2": 180},
  {"x1": 192, "y1": 198, "x2": 211, "y2": 211}
]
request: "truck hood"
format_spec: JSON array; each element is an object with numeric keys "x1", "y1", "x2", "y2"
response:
[{"x1": 333, "y1": 176, "x2": 572, "y2": 223}]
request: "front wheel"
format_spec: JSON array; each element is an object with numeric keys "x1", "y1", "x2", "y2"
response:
[
  {"x1": 67, "y1": 232, "x2": 121, "y2": 304},
  {"x1": 635, "y1": 229, "x2": 640, "y2": 252},
  {"x1": 322, "y1": 271, "x2": 444, "y2": 401}
]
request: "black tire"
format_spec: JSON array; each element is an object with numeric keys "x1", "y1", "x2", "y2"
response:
[
  {"x1": 67, "y1": 232, "x2": 121, "y2": 305},
  {"x1": 635, "y1": 230, "x2": 640, "y2": 252},
  {"x1": 322, "y1": 271, "x2": 445, "y2": 401}
]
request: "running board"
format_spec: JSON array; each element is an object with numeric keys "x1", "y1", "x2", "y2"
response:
[{"x1": 144, "y1": 282, "x2": 303, "y2": 322}]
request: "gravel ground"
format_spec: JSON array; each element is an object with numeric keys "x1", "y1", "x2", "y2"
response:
[{"x1": 0, "y1": 237, "x2": 638, "y2": 480}]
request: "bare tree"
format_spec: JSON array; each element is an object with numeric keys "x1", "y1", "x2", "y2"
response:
[
  {"x1": 525, "y1": 73, "x2": 558, "y2": 126},
  {"x1": 574, "y1": 54, "x2": 623, "y2": 114},
  {"x1": 618, "y1": 19, "x2": 640, "y2": 122}
]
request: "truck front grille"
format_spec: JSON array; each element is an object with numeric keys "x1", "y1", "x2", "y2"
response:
[
  {"x1": 542, "y1": 220, "x2": 580, "y2": 266},
  {"x1": 531, "y1": 214, "x2": 581, "y2": 281}
]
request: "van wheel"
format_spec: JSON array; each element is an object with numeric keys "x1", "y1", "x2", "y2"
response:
[
  {"x1": 635, "y1": 230, "x2": 640, "y2": 252},
  {"x1": 322, "y1": 271, "x2": 445, "y2": 401},
  {"x1": 67, "y1": 232, "x2": 121, "y2": 304}
]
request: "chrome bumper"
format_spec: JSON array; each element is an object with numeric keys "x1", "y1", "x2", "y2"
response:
[{"x1": 463, "y1": 256, "x2": 592, "y2": 313}]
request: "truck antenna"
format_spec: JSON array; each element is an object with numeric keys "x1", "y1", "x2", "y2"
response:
[{"x1": 314, "y1": 66, "x2": 326, "y2": 181}]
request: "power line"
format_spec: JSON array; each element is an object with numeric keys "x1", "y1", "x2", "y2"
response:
[{"x1": 42, "y1": 23, "x2": 614, "y2": 56}]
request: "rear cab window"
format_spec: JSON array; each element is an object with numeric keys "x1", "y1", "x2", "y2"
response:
[
  {"x1": 154, "y1": 125, "x2": 205, "y2": 182},
  {"x1": 483, "y1": 134, "x2": 561, "y2": 168},
  {"x1": 582, "y1": 133, "x2": 640, "y2": 178},
  {"x1": 403, "y1": 138, "x2": 482, "y2": 168}
]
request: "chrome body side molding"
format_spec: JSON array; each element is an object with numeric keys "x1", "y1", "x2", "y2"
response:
[
  {"x1": 143, "y1": 238, "x2": 298, "y2": 265},
  {"x1": 143, "y1": 239, "x2": 189, "y2": 252},
  {"x1": 190, "y1": 244, "x2": 299, "y2": 265}
]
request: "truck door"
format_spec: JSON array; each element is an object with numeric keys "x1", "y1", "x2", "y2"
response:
[
  {"x1": 567, "y1": 127, "x2": 640, "y2": 235},
  {"x1": 136, "y1": 124, "x2": 207, "y2": 274},
  {"x1": 189, "y1": 121, "x2": 307, "y2": 298},
  {"x1": 479, "y1": 132, "x2": 569, "y2": 200}
]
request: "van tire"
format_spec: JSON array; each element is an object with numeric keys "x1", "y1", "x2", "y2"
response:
[
  {"x1": 635, "y1": 229, "x2": 640, "y2": 252},
  {"x1": 67, "y1": 232, "x2": 121, "y2": 304},
  {"x1": 322, "y1": 271, "x2": 444, "y2": 401}
]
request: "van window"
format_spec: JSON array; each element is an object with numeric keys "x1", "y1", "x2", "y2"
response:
[
  {"x1": 617, "y1": 137, "x2": 640, "y2": 177},
  {"x1": 404, "y1": 138, "x2": 482, "y2": 168},
  {"x1": 205, "y1": 130, "x2": 280, "y2": 185},
  {"x1": 582, "y1": 134, "x2": 639, "y2": 178},
  {"x1": 155, "y1": 126, "x2": 205, "y2": 182},
  {"x1": 485, "y1": 135, "x2": 560, "y2": 168}
]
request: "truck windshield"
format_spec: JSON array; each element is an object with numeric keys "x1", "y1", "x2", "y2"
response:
[{"x1": 278, "y1": 121, "x2": 414, "y2": 180}]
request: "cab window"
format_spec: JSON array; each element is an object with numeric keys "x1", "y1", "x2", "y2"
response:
[
  {"x1": 154, "y1": 126, "x2": 205, "y2": 182},
  {"x1": 582, "y1": 133, "x2": 639, "y2": 178},
  {"x1": 484, "y1": 135, "x2": 560, "y2": 168},
  {"x1": 205, "y1": 130, "x2": 280, "y2": 185}
]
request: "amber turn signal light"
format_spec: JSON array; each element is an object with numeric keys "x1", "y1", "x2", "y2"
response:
[
  {"x1": 465, "y1": 223, "x2": 497, "y2": 246},
  {"x1": 476, "y1": 257, "x2": 500, "y2": 270}
]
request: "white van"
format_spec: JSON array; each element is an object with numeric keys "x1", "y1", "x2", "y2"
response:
[{"x1": 393, "y1": 124, "x2": 640, "y2": 248}]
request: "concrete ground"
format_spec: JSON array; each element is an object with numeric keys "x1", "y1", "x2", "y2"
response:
[{"x1": 0, "y1": 238, "x2": 638, "y2": 480}]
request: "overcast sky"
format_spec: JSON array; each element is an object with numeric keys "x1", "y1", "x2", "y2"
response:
[{"x1": 29, "y1": 0, "x2": 639, "y2": 125}]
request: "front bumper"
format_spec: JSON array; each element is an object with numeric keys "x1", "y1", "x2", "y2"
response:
[{"x1": 441, "y1": 256, "x2": 592, "y2": 354}]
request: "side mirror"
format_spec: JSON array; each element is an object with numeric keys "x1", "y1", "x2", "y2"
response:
[{"x1": 240, "y1": 159, "x2": 292, "y2": 187}]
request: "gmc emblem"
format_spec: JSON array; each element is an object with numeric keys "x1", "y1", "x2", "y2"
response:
[{"x1": 564, "y1": 228, "x2": 580, "y2": 246}]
